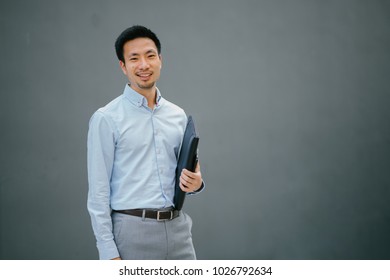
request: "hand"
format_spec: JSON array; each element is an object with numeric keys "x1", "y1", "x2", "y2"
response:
[
  {"x1": 179, "y1": 162, "x2": 203, "y2": 193},
  {"x1": 111, "y1": 257, "x2": 121, "y2": 260}
]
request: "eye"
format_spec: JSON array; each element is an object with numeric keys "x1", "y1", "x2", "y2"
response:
[{"x1": 129, "y1": 57, "x2": 138, "y2": 61}]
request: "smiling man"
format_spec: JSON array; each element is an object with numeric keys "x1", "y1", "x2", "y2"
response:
[{"x1": 87, "y1": 26, "x2": 204, "y2": 260}]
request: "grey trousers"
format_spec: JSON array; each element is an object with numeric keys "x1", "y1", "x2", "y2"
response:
[{"x1": 112, "y1": 210, "x2": 196, "y2": 260}]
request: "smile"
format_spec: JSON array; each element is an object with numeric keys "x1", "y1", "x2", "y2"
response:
[{"x1": 137, "y1": 73, "x2": 152, "y2": 77}]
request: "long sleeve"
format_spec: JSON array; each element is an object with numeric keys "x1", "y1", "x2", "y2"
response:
[{"x1": 87, "y1": 111, "x2": 119, "y2": 260}]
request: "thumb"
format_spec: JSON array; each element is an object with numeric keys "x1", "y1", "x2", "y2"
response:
[{"x1": 195, "y1": 162, "x2": 200, "y2": 172}]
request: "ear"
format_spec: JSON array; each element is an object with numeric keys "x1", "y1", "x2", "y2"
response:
[
  {"x1": 119, "y1": 60, "x2": 127, "y2": 75},
  {"x1": 159, "y1": 54, "x2": 162, "y2": 69}
]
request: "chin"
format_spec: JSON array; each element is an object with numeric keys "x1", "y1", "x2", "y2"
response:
[{"x1": 138, "y1": 82, "x2": 155, "y2": 89}]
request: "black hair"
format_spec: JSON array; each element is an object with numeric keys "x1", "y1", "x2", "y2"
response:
[{"x1": 115, "y1": 25, "x2": 161, "y2": 63}]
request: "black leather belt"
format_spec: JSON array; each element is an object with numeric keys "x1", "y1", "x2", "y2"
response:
[{"x1": 113, "y1": 208, "x2": 180, "y2": 221}]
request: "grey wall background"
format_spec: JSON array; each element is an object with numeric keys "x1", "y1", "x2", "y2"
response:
[{"x1": 1, "y1": 0, "x2": 389, "y2": 259}]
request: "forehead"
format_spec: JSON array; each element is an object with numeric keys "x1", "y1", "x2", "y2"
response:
[{"x1": 123, "y1": 37, "x2": 158, "y2": 55}]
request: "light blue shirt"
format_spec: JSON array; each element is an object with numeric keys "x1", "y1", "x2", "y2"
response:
[{"x1": 87, "y1": 84, "x2": 198, "y2": 259}]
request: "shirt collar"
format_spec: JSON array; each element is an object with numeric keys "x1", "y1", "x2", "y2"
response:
[{"x1": 123, "y1": 84, "x2": 162, "y2": 108}]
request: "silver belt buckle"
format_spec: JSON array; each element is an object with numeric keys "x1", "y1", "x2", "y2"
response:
[{"x1": 157, "y1": 210, "x2": 173, "y2": 221}]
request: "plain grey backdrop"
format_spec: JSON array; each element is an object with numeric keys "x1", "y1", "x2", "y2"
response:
[{"x1": 1, "y1": 0, "x2": 389, "y2": 259}]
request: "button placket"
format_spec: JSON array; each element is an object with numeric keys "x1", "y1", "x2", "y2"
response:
[{"x1": 153, "y1": 118, "x2": 164, "y2": 180}]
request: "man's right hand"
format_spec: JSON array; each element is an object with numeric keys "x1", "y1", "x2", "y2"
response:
[{"x1": 112, "y1": 257, "x2": 121, "y2": 260}]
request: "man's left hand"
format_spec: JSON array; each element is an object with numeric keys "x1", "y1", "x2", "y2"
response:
[{"x1": 179, "y1": 162, "x2": 203, "y2": 193}]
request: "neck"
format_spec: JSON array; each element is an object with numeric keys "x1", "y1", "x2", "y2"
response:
[{"x1": 130, "y1": 84, "x2": 157, "y2": 109}]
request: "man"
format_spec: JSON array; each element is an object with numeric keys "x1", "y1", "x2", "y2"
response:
[{"x1": 87, "y1": 25, "x2": 204, "y2": 260}]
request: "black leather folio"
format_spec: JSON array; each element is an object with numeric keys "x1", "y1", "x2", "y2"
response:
[{"x1": 174, "y1": 115, "x2": 199, "y2": 210}]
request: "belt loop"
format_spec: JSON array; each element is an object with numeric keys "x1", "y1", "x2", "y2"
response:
[{"x1": 142, "y1": 209, "x2": 146, "y2": 221}]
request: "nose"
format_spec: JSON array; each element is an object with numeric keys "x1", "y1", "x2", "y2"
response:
[{"x1": 139, "y1": 57, "x2": 150, "y2": 69}]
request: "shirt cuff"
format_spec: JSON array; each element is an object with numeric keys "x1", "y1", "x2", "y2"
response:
[
  {"x1": 97, "y1": 239, "x2": 120, "y2": 260},
  {"x1": 187, "y1": 180, "x2": 205, "y2": 195}
]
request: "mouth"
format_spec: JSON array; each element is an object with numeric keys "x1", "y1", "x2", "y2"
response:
[{"x1": 137, "y1": 72, "x2": 152, "y2": 81}]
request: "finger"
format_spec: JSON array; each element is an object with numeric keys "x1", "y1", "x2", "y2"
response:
[
  {"x1": 180, "y1": 182, "x2": 192, "y2": 192},
  {"x1": 180, "y1": 175, "x2": 192, "y2": 187},
  {"x1": 181, "y1": 168, "x2": 193, "y2": 177},
  {"x1": 182, "y1": 170, "x2": 197, "y2": 182},
  {"x1": 182, "y1": 168, "x2": 196, "y2": 179}
]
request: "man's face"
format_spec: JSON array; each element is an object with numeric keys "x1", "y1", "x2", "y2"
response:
[{"x1": 119, "y1": 37, "x2": 162, "y2": 93}]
